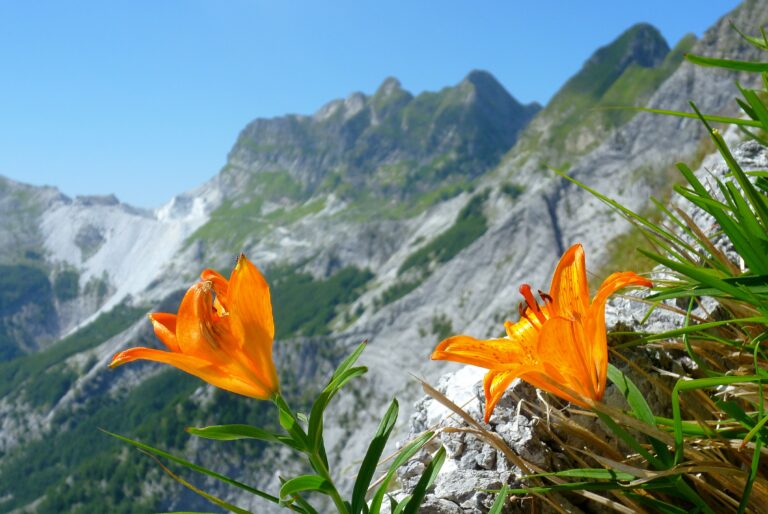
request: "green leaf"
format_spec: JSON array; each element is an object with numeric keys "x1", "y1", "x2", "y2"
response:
[
  {"x1": 401, "y1": 446, "x2": 446, "y2": 514},
  {"x1": 672, "y1": 375, "x2": 765, "y2": 464},
  {"x1": 308, "y1": 365, "x2": 368, "y2": 460},
  {"x1": 729, "y1": 21, "x2": 768, "y2": 50},
  {"x1": 595, "y1": 411, "x2": 663, "y2": 469},
  {"x1": 530, "y1": 468, "x2": 636, "y2": 481},
  {"x1": 487, "y1": 484, "x2": 509, "y2": 514},
  {"x1": 607, "y1": 364, "x2": 673, "y2": 465},
  {"x1": 273, "y1": 394, "x2": 310, "y2": 452},
  {"x1": 692, "y1": 102, "x2": 768, "y2": 230},
  {"x1": 351, "y1": 398, "x2": 399, "y2": 514},
  {"x1": 145, "y1": 452, "x2": 254, "y2": 514},
  {"x1": 333, "y1": 341, "x2": 368, "y2": 381},
  {"x1": 187, "y1": 424, "x2": 300, "y2": 449},
  {"x1": 280, "y1": 475, "x2": 335, "y2": 499},
  {"x1": 685, "y1": 53, "x2": 768, "y2": 72},
  {"x1": 100, "y1": 429, "x2": 280, "y2": 505},
  {"x1": 738, "y1": 439, "x2": 764, "y2": 514},
  {"x1": 184, "y1": 425, "x2": 260, "y2": 441},
  {"x1": 630, "y1": 106, "x2": 763, "y2": 128},
  {"x1": 278, "y1": 476, "x2": 319, "y2": 514},
  {"x1": 369, "y1": 431, "x2": 435, "y2": 514}
]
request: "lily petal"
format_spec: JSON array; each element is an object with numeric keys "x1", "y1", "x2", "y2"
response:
[
  {"x1": 432, "y1": 335, "x2": 529, "y2": 370},
  {"x1": 483, "y1": 369, "x2": 518, "y2": 423},
  {"x1": 549, "y1": 244, "x2": 590, "y2": 321},
  {"x1": 227, "y1": 255, "x2": 278, "y2": 393},
  {"x1": 175, "y1": 282, "x2": 227, "y2": 363},
  {"x1": 148, "y1": 312, "x2": 180, "y2": 353},
  {"x1": 201, "y1": 268, "x2": 229, "y2": 316},
  {"x1": 109, "y1": 347, "x2": 271, "y2": 399},
  {"x1": 586, "y1": 271, "x2": 652, "y2": 397},
  {"x1": 536, "y1": 316, "x2": 598, "y2": 402}
]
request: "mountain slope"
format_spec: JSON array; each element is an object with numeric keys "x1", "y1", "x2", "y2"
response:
[{"x1": 513, "y1": 23, "x2": 694, "y2": 167}]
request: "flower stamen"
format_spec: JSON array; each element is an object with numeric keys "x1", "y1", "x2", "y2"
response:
[
  {"x1": 518, "y1": 301, "x2": 535, "y2": 326},
  {"x1": 520, "y1": 284, "x2": 546, "y2": 325}
]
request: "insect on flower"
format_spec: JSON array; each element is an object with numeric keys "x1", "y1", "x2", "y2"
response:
[
  {"x1": 432, "y1": 244, "x2": 651, "y2": 422},
  {"x1": 110, "y1": 254, "x2": 279, "y2": 400}
]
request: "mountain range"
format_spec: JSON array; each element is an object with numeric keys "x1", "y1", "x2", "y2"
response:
[{"x1": 1, "y1": 2, "x2": 767, "y2": 512}]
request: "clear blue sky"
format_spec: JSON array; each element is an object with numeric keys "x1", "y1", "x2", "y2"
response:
[{"x1": 0, "y1": 1, "x2": 741, "y2": 208}]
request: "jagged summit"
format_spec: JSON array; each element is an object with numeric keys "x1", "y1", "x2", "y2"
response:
[
  {"x1": 374, "y1": 76, "x2": 405, "y2": 98},
  {"x1": 224, "y1": 70, "x2": 539, "y2": 201}
]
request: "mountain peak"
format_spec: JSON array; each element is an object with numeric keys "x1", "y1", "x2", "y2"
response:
[
  {"x1": 375, "y1": 76, "x2": 403, "y2": 99},
  {"x1": 615, "y1": 22, "x2": 669, "y2": 68},
  {"x1": 463, "y1": 69, "x2": 500, "y2": 87},
  {"x1": 554, "y1": 22, "x2": 669, "y2": 101}
]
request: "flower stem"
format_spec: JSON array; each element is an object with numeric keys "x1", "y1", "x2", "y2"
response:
[
  {"x1": 308, "y1": 451, "x2": 349, "y2": 514},
  {"x1": 272, "y1": 394, "x2": 349, "y2": 514}
]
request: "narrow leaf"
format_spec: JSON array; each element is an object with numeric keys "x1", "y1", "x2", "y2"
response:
[
  {"x1": 402, "y1": 446, "x2": 446, "y2": 514},
  {"x1": 101, "y1": 429, "x2": 280, "y2": 505},
  {"x1": 685, "y1": 53, "x2": 768, "y2": 72},
  {"x1": 487, "y1": 484, "x2": 509, "y2": 514},
  {"x1": 280, "y1": 475, "x2": 334, "y2": 499},
  {"x1": 368, "y1": 431, "x2": 435, "y2": 514},
  {"x1": 333, "y1": 341, "x2": 368, "y2": 380},
  {"x1": 351, "y1": 398, "x2": 399, "y2": 514},
  {"x1": 607, "y1": 364, "x2": 672, "y2": 465}
]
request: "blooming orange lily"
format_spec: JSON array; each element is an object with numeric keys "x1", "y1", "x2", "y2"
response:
[
  {"x1": 110, "y1": 254, "x2": 279, "y2": 400},
  {"x1": 432, "y1": 244, "x2": 651, "y2": 422}
]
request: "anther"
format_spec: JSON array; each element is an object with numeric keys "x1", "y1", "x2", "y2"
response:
[
  {"x1": 518, "y1": 301, "x2": 535, "y2": 325},
  {"x1": 538, "y1": 290, "x2": 554, "y2": 306}
]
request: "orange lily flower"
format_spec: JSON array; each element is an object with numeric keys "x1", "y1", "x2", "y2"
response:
[
  {"x1": 432, "y1": 244, "x2": 651, "y2": 422},
  {"x1": 109, "y1": 254, "x2": 279, "y2": 400}
]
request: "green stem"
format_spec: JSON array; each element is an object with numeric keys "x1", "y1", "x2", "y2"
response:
[
  {"x1": 308, "y1": 451, "x2": 349, "y2": 514},
  {"x1": 272, "y1": 393, "x2": 349, "y2": 514}
]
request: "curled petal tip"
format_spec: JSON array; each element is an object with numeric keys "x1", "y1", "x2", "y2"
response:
[
  {"x1": 108, "y1": 353, "x2": 126, "y2": 369},
  {"x1": 431, "y1": 337, "x2": 452, "y2": 359}
]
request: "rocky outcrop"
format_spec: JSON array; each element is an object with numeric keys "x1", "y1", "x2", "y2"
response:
[{"x1": 389, "y1": 139, "x2": 768, "y2": 513}]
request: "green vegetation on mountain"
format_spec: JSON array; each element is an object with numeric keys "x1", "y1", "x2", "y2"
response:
[
  {"x1": 54, "y1": 269, "x2": 81, "y2": 301},
  {"x1": 376, "y1": 190, "x2": 490, "y2": 307},
  {"x1": 0, "y1": 264, "x2": 56, "y2": 360},
  {"x1": 514, "y1": 25, "x2": 694, "y2": 164},
  {"x1": 598, "y1": 33, "x2": 696, "y2": 126},
  {"x1": 187, "y1": 169, "x2": 321, "y2": 250},
  {"x1": 399, "y1": 190, "x2": 490, "y2": 276},
  {"x1": 0, "y1": 302, "x2": 147, "y2": 404},
  {"x1": 269, "y1": 265, "x2": 373, "y2": 338}
]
